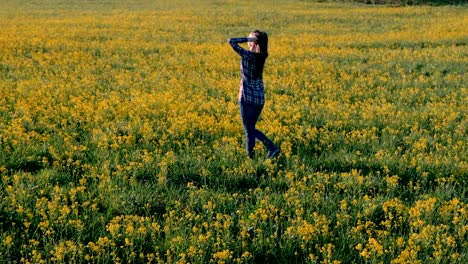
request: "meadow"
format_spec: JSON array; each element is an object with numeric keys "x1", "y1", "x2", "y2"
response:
[{"x1": 0, "y1": 0, "x2": 467, "y2": 263}]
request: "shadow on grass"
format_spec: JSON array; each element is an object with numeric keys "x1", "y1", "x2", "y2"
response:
[{"x1": 163, "y1": 154, "x2": 290, "y2": 194}]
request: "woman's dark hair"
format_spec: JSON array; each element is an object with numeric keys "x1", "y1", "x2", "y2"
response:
[{"x1": 252, "y1": 30, "x2": 268, "y2": 54}]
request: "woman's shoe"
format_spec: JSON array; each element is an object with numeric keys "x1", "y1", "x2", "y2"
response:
[{"x1": 267, "y1": 147, "x2": 280, "y2": 159}]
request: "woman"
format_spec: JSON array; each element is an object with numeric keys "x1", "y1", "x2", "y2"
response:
[{"x1": 228, "y1": 30, "x2": 280, "y2": 159}]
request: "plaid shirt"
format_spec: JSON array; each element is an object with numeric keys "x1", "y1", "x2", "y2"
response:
[{"x1": 229, "y1": 38, "x2": 268, "y2": 105}]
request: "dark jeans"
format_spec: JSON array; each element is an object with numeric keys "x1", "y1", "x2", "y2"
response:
[{"x1": 240, "y1": 101, "x2": 275, "y2": 158}]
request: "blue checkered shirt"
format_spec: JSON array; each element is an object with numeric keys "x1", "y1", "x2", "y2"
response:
[{"x1": 229, "y1": 38, "x2": 268, "y2": 105}]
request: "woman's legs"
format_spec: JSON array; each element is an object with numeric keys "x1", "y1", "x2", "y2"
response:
[{"x1": 240, "y1": 101, "x2": 278, "y2": 158}]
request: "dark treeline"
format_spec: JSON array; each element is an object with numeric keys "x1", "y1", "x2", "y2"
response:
[{"x1": 313, "y1": 0, "x2": 466, "y2": 5}]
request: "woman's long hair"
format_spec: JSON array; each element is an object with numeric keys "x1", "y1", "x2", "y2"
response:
[{"x1": 252, "y1": 30, "x2": 268, "y2": 54}]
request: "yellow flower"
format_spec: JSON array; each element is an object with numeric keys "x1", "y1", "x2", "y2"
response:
[
  {"x1": 213, "y1": 249, "x2": 232, "y2": 263},
  {"x1": 355, "y1": 243, "x2": 363, "y2": 251},
  {"x1": 296, "y1": 220, "x2": 316, "y2": 242},
  {"x1": 3, "y1": 235, "x2": 13, "y2": 247}
]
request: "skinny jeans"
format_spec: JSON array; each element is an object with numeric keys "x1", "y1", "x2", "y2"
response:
[{"x1": 240, "y1": 100, "x2": 274, "y2": 158}]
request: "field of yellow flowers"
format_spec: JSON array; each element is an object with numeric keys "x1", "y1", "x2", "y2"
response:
[{"x1": 0, "y1": 0, "x2": 467, "y2": 263}]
